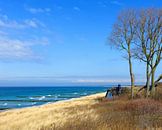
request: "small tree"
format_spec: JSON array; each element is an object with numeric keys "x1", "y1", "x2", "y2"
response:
[{"x1": 109, "y1": 9, "x2": 137, "y2": 98}]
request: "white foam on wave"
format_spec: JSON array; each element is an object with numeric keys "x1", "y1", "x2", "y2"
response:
[
  {"x1": 73, "y1": 92, "x2": 78, "y2": 94},
  {"x1": 47, "y1": 95, "x2": 52, "y2": 97},
  {"x1": 31, "y1": 102, "x2": 36, "y2": 105},
  {"x1": 39, "y1": 96, "x2": 45, "y2": 100},
  {"x1": 83, "y1": 92, "x2": 87, "y2": 95},
  {"x1": 29, "y1": 97, "x2": 34, "y2": 100},
  {"x1": 3, "y1": 103, "x2": 8, "y2": 106},
  {"x1": 18, "y1": 104, "x2": 21, "y2": 106},
  {"x1": 46, "y1": 102, "x2": 51, "y2": 104}
]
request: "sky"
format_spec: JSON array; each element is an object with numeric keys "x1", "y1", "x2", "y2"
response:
[{"x1": 0, "y1": 0, "x2": 161, "y2": 86}]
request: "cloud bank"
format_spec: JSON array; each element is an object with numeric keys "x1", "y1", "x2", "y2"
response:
[
  {"x1": 0, "y1": 75, "x2": 145, "y2": 86},
  {"x1": 0, "y1": 36, "x2": 48, "y2": 61}
]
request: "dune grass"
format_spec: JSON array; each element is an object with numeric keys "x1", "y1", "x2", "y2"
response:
[{"x1": 1, "y1": 85, "x2": 162, "y2": 130}]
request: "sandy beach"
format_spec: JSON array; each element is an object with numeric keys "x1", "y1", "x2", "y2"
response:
[{"x1": 0, "y1": 92, "x2": 106, "y2": 130}]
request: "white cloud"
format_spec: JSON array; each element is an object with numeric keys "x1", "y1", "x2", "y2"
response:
[
  {"x1": 57, "y1": 6, "x2": 63, "y2": 10},
  {"x1": 26, "y1": 7, "x2": 51, "y2": 14},
  {"x1": 0, "y1": 14, "x2": 48, "y2": 61},
  {"x1": 73, "y1": 78, "x2": 145, "y2": 84},
  {"x1": 0, "y1": 9, "x2": 49, "y2": 61},
  {"x1": 111, "y1": 1, "x2": 124, "y2": 6},
  {"x1": 0, "y1": 36, "x2": 48, "y2": 60},
  {"x1": 0, "y1": 30, "x2": 7, "y2": 35},
  {"x1": 98, "y1": 1, "x2": 107, "y2": 7},
  {"x1": 73, "y1": 6, "x2": 81, "y2": 11},
  {"x1": 0, "y1": 19, "x2": 25, "y2": 29},
  {"x1": 74, "y1": 79, "x2": 129, "y2": 83},
  {"x1": 0, "y1": 37, "x2": 33, "y2": 59},
  {"x1": 0, "y1": 15, "x2": 40, "y2": 29},
  {"x1": 24, "y1": 19, "x2": 38, "y2": 28}
]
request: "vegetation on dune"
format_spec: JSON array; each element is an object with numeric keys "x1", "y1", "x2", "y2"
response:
[{"x1": 40, "y1": 84, "x2": 162, "y2": 130}]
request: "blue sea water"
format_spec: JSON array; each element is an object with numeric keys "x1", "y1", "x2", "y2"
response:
[{"x1": 0, "y1": 86, "x2": 108, "y2": 110}]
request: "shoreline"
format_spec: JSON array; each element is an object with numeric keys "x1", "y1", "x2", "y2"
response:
[
  {"x1": 0, "y1": 91, "x2": 106, "y2": 111},
  {"x1": 0, "y1": 92, "x2": 106, "y2": 112}
]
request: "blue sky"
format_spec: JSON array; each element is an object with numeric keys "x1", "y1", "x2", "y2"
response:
[{"x1": 0, "y1": 0, "x2": 161, "y2": 86}]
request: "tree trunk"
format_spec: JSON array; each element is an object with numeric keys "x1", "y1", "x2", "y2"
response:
[
  {"x1": 151, "y1": 68, "x2": 156, "y2": 96},
  {"x1": 146, "y1": 62, "x2": 150, "y2": 98},
  {"x1": 128, "y1": 50, "x2": 134, "y2": 99}
]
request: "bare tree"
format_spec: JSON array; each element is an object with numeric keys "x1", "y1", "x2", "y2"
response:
[
  {"x1": 149, "y1": 9, "x2": 162, "y2": 95},
  {"x1": 135, "y1": 8, "x2": 162, "y2": 97},
  {"x1": 109, "y1": 9, "x2": 136, "y2": 98}
]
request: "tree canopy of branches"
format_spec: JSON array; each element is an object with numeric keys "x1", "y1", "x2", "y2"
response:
[{"x1": 135, "y1": 8, "x2": 162, "y2": 97}]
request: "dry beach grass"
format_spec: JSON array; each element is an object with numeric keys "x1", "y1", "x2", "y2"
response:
[
  {"x1": 0, "y1": 93, "x2": 105, "y2": 130},
  {"x1": 1, "y1": 84, "x2": 162, "y2": 130}
]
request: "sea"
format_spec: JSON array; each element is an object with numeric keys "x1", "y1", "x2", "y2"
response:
[{"x1": 0, "y1": 86, "x2": 109, "y2": 110}]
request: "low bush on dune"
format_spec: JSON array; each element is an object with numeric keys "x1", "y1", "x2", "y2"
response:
[
  {"x1": 93, "y1": 96, "x2": 162, "y2": 129},
  {"x1": 40, "y1": 95, "x2": 162, "y2": 130},
  {"x1": 122, "y1": 99, "x2": 162, "y2": 128}
]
